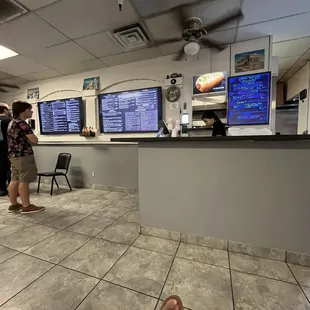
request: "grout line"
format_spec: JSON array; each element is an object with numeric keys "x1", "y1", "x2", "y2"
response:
[
  {"x1": 103, "y1": 279, "x2": 160, "y2": 301},
  {"x1": 0, "y1": 194, "x2": 138, "y2": 308},
  {"x1": 73, "y1": 234, "x2": 141, "y2": 310},
  {"x1": 130, "y1": 245, "x2": 176, "y2": 257},
  {"x1": 0, "y1": 264, "x2": 57, "y2": 308},
  {"x1": 228, "y1": 251, "x2": 236, "y2": 310},
  {"x1": 154, "y1": 240, "x2": 182, "y2": 309},
  {"x1": 286, "y1": 263, "x2": 310, "y2": 303},
  {"x1": 232, "y1": 268, "x2": 301, "y2": 286}
]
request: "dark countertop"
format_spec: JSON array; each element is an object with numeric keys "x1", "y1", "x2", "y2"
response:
[{"x1": 111, "y1": 135, "x2": 310, "y2": 143}]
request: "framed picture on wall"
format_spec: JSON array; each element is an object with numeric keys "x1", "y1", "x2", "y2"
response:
[
  {"x1": 83, "y1": 77, "x2": 100, "y2": 91},
  {"x1": 27, "y1": 87, "x2": 39, "y2": 100},
  {"x1": 234, "y1": 49, "x2": 265, "y2": 74}
]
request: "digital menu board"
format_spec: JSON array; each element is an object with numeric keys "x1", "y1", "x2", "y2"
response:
[
  {"x1": 38, "y1": 97, "x2": 84, "y2": 135},
  {"x1": 98, "y1": 87, "x2": 162, "y2": 133},
  {"x1": 227, "y1": 72, "x2": 271, "y2": 126}
]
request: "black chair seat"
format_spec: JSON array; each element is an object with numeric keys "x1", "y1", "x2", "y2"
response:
[
  {"x1": 37, "y1": 172, "x2": 64, "y2": 176},
  {"x1": 37, "y1": 153, "x2": 72, "y2": 196}
]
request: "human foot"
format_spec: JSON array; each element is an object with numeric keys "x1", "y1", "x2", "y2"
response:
[
  {"x1": 160, "y1": 296, "x2": 184, "y2": 310},
  {"x1": 21, "y1": 204, "x2": 45, "y2": 214},
  {"x1": 8, "y1": 203, "x2": 22, "y2": 213}
]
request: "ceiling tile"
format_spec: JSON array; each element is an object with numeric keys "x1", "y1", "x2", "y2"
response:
[
  {"x1": 277, "y1": 70, "x2": 288, "y2": 80},
  {"x1": 0, "y1": 56, "x2": 48, "y2": 76},
  {"x1": 186, "y1": 0, "x2": 241, "y2": 31},
  {"x1": 290, "y1": 53, "x2": 310, "y2": 70},
  {"x1": 20, "y1": 69, "x2": 62, "y2": 81},
  {"x1": 206, "y1": 28, "x2": 237, "y2": 45},
  {"x1": 0, "y1": 13, "x2": 68, "y2": 55},
  {"x1": 237, "y1": 12, "x2": 310, "y2": 43},
  {"x1": 55, "y1": 59, "x2": 107, "y2": 75},
  {"x1": 18, "y1": 0, "x2": 59, "y2": 10},
  {"x1": 273, "y1": 37, "x2": 310, "y2": 58},
  {"x1": 159, "y1": 41, "x2": 184, "y2": 56},
  {"x1": 278, "y1": 56, "x2": 300, "y2": 70},
  {"x1": 241, "y1": 0, "x2": 310, "y2": 26},
  {"x1": 37, "y1": 0, "x2": 139, "y2": 39},
  {"x1": 145, "y1": 12, "x2": 182, "y2": 41},
  {"x1": 75, "y1": 32, "x2": 124, "y2": 58},
  {"x1": 132, "y1": 0, "x2": 200, "y2": 17},
  {"x1": 0, "y1": 72, "x2": 14, "y2": 80},
  {"x1": 101, "y1": 47, "x2": 163, "y2": 66},
  {"x1": 28, "y1": 41, "x2": 95, "y2": 68},
  {"x1": 285, "y1": 67, "x2": 302, "y2": 79},
  {"x1": 0, "y1": 77, "x2": 27, "y2": 86}
]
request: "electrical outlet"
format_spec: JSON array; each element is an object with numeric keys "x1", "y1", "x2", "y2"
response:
[{"x1": 92, "y1": 172, "x2": 95, "y2": 177}]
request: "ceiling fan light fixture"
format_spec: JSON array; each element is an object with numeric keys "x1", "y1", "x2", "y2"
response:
[
  {"x1": 184, "y1": 41, "x2": 200, "y2": 56},
  {"x1": 0, "y1": 45, "x2": 18, "y2": 61}
]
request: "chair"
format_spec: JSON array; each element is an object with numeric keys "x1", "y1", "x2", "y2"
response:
[{"x1": 37, "y1": 153, "x2": 72, "y2": 196}]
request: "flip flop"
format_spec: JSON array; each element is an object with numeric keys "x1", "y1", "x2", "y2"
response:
[{"x1": 160, "y1": 295, "x2": 184, "y2": 310}]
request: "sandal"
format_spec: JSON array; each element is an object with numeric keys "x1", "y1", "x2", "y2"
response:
[{"x1": 160, "y1": 295, "x2": 184, "y2": 310}]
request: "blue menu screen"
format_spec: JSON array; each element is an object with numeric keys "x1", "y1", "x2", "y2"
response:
[
  {"x1": 98, "y1": 87, "x2": 162, "y2": 133},
  {"x1": 38, "y1": 97, "x2": 84, "y2": 135},
  {"x1": 228, "y1": 72, "x2": 271, "y2": 126}
]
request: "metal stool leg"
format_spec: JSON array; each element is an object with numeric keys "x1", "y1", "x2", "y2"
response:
[
  {"x1": 54, "y1": 178, "x2": 59, "y2": 188},
  {"x1": 65, "y1": 175, "x2": 72, "y2": 191},
  {"x1": 50, "y1": 177, "x2": 54, "y2": 196},
  {"x1": 37, "y1": 176, "x2": 41, "y2": 193}
]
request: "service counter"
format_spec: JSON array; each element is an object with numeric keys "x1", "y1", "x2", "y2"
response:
[{"x1": 111, "y1": 135, "x2": 310, "y2": 257}]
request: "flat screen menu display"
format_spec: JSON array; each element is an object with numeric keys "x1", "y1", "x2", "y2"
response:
[
  {"x1": 98, "y1": 87, "x2": 162, "y2": 133},
  {"x1": 227, "y1": 72, "x2": 271, "y2": 126},
  {"x1": 38, "y1": 97, "x2": 84, "y2": 135}
]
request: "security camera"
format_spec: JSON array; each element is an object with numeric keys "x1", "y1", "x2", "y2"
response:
[{"x1": 117, "y1": 0, "x2": 123, "y2": 11}]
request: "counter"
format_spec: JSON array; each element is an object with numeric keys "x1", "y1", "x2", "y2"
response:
[{"x1": 111, "y1": 135, "x2": 310, "y2": 256}]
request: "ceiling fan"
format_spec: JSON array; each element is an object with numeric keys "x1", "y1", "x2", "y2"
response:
[
  {"x1": 0, "y1": 83, "x2": 20, "y2": 93},
  {"x1": 153, "y1": 6, "x2": 244, "y2": 61}
]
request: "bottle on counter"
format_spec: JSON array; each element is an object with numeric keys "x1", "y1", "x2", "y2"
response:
[
  {"x1": 167, "y1": 118, "x2": 174, "y2": 134},
  {"x1": 81, "y1": 127, "x2": 86, "y2": 136},
  {"x1": 171, "y1": 120, "x2": 181, "y2": 137}
]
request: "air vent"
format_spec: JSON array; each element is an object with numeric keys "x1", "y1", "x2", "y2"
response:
[
  {"x1": 111, "y1": 23, "x2": 149, "y2": 51},
  {"x1": 0, "y1": 0, "x2": 28, "y2": 24}
]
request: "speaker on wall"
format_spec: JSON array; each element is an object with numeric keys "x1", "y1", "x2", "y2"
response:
[{"x1": 300, "y1": 89, "x2": 307, "y2": 101}]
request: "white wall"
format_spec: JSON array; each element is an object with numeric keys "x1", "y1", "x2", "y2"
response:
[
  {"x1": 0, "y1": 49, "x2": 216, "y2": 142},
  {"x1": 0, "y1": 37, "x2": 272, "y2": 142},
  {"x1": 287, "y1": 63, "x2": 310, "y2": 134}
]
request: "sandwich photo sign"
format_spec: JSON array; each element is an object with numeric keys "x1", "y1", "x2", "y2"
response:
[{"x1": 193, "y1": 72, "x2": 227, "y2": 95}]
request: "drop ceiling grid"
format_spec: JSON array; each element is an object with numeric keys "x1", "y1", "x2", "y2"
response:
[{"x1": 0, "y1": 0, "x2": 310, "y2": 84}]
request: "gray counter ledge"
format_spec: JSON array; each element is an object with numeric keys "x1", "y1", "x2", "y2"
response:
[{"x1": 111, "y1": 135, "x2": 310, "y2": 143}]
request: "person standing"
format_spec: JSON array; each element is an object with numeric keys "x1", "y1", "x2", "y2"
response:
[
  {"x1": 0, "y1": 103, "x2": 12, "y2": 196},
  {"x1": 7, "y1": 101, "x2": 45, "y2": 214}
]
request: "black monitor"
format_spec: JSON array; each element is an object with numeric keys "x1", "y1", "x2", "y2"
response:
[
  {"x1": 38, "y1": 97, "x2": 84, "y2": 135},
  {"x1": 98, "y1": 86, "x2": 163, "y2": 133},
  {"x1": 227, "y1": 72, "x2": 271, "y2": 126}
]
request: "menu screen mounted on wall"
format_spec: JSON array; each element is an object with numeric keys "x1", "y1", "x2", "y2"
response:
[
  {"x1": 98, "y1": 87, "x2": 163, "y2": 133},
  {"x1": 227, "y1": 72, "x2": 271, "y2": 126},
  {"x1": 193, "y1": 72, "x2": 227, "y2": 95},
  {"x1": 38, "y1": 97, "x2": 84, "y2": 135}
]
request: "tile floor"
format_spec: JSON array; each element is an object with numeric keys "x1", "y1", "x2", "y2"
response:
[{"x1": 0, "y1": 185, "x2": 309, "y2": 309}]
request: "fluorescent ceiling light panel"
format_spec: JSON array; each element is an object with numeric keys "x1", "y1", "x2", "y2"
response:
[{"x1": 0, "y1": 45, "x2": 18, "y2": 60}]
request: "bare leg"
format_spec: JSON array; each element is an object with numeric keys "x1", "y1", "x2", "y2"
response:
[
  {"x1": 18, "y1": 182, "x2": 31, "y2": 207},
  {"x1": 8, "y1": 181, "x2": 19, "y2": 206}
]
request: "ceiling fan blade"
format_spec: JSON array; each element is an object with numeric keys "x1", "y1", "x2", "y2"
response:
[
  {"x1": 0, "y1": 87, "x2": 8, "y2": 93},
  {"x1": 153, "y1": 37, "x2": 183, "y2": 46},
  {"x1": 203, "y1": 9, "x2": 243, "y2": 33},
  {"x1": 173, "y1": 47, "x2": 186, "y2": 61},
  {"x1": 200, "y1": 37, "x2": 224, "y2": 51},
  {"x1": 0, "y1": 83, "x2": 20, "y2": 89}
]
